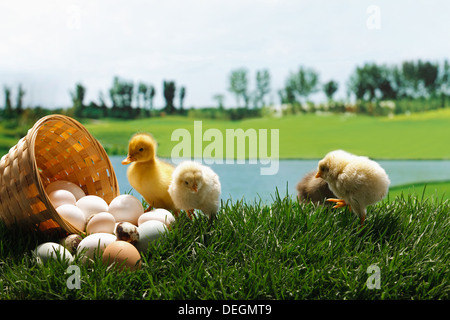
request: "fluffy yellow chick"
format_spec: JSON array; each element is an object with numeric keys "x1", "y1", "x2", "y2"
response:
[
  {"x1": 168, "y1": 161, "x2": 221, "y2": 221},
  {"x1": 315, "y1": 150, "x2": 390, "y2": 225},
  {"x1": 122, "y1": 133, "x2": 177, "y2": 212},
  {"x1": 296, "y1": 171, "x2": 335, "y2": 205}
]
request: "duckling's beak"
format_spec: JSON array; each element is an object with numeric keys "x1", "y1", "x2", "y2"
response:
[
  {"x1": 121, "y1": 155, "x2": 136, "y2": 165},
  {"x1": 191, "y1": 184, "x2": 198, "y2": 192},
  {"x1": 315, "y1": 171, "x2": 322, "y2": 178}
]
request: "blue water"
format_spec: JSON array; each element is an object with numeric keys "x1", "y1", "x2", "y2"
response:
[{"x1": 109, "y1": 156, "x2": 450, "y2": 203}]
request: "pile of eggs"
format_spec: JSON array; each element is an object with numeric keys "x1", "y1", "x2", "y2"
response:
[{"x1": 34, "y1": 180, "x2": 175, "y2": 271}]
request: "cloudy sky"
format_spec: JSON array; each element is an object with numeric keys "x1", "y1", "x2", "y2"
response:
[{"x1": 0, "y1": 0, "x2": 449, "y2": 109}]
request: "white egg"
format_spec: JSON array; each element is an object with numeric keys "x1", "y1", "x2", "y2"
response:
[
  {"x1": 77, "y1": 233, "x2": 117, "y2": 262},
  {"x1": 48, "y1": 190, "x2": 76, "y2": 208},
  {"x1": 135, "y1": 220, "x2": 168, "y2": 253},
  {"x1": 35, "y1": 242, "x2": 74, "y2": 265},
  {"x1": 86, "y1": 212, "x2": 116, "y2": 234},
  {"x1": 108, "y1": 194, "x2": 144, "y2": 225},
  {"x1": 45, "y1": 180, "x2": 86, "y2": 201},
  {"x1": 56, "y1": 204, "x2": 86, "y2": 232},
  {"x1": 138, "y1": 208, "x2": 175, "y2": 227},
  {"x1": 76, "y1": 195, "x2": 109, "y2": 220}
]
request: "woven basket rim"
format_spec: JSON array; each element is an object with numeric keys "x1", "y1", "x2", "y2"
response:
[{"x1": 3, "y1": 114, "x2": 119, "y2": 234}]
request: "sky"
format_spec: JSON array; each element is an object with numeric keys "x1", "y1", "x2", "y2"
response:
[{"x1": 0, "y1": 0, "x2": 449, "y2": 109}]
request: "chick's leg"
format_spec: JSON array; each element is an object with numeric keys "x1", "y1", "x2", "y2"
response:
[
  {"x1": 326, "y1": 198, "x2": 347, "y2": 209},
  {"x1": 186, "y1": 209, "x2": 195, "y2": 220}
]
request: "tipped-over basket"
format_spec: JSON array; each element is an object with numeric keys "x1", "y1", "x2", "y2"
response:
[{"x1": 0, "y1": 114, "x2": 119, "y2": 235}]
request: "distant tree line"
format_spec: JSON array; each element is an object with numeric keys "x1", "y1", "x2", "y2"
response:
[
  {"x1": 274, "y1": 59, "x2": 450, "y2": 115},
  {"x1": 216, "y1": 58, "x2": 450, "y2": 117},
  {"x1": 1, "y1": 58, "x2": 450, "y2": 123},
  {"x1": 69, "y1": 76, "x2": 186, "y2": 119}
]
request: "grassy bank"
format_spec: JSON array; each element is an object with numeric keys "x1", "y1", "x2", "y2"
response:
[
  {"x1": 0, "y1": 191, "x2": 448, "y2": 300},
  {"x1": 388, "y1": 180, "x2": 450, "y2": 201}
]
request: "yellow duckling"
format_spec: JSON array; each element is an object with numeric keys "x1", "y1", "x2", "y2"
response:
[{"x1": 122, "y1": 133, "x2": 177, "y2": 212}]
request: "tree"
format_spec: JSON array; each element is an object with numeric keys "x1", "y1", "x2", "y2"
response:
[
  {"x1": 179, "y1": 86, "x2": 186, "y2": 111},
  {"x1": 390, "y1": 65, "x2": 407, "y2": 99},
  {"x1": 137, "y1": 82, "x2": 148, "y2": 109},
  {"x1": 286, "y1": 66, "x2": 320, "y2": 104},
  {"x1": 401, "y1": 60, "x2": 419, "y2": 98},
  {"x1": 213, "y1": 94, "x2": 225, "y2": 110},
  {"x1": 417, "y1": 60, "x2": 439, "y2": 97},
  {"x1": 109, "y1": 76, "x2": 134, "y2": 118},
  {"x1": 16, "y1": 84, "x2": 25, "y2": 115},
  {"x1": 377, "y1": 65, "x2": 398, "y2": 100},
  {"x1": 255, "y1": 69, "x2": 271, "y2": 108},
  {"x1": 163, "y1": 80, "x2": 176, "y2": 114},
  {"x1": 347, "y1": 63, "x2": 386, "y2": 102},
  {"x1": 2, "y1": 86, "x2": 12, "y2": 119},
  {"x1": 401, "y1": 60, "x2": 439, "y2": 98},
  {"x1": 438, "y1": 59, "x2": 450, "y2": 108},
  {"x1": 98, "y1": 91, "x2": 107, "y2": 117},
  {"x1": 228, "y1": 68, "x2": 249, "y2": 108},
  {"x1": 70, "y1": 83, "x2": 86, "y2": 118},
  {"x1": 137, "y1": 83, "x2": 156, "y2": 115},
  {"x1": 278, "y1": 84, "x2": 296, "y2": 105},
  {"x1": 147, "y1": 85, "x2": 156, "y2": 111},
  {"x1": 323, "y1": 80, "x2": 338, "y2": 101}
]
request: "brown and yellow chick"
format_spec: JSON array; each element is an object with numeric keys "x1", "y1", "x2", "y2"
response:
[
  {"x1": 315, "y1": 150, "x2": 390, "y2": 226},
  {"x1": 296, "y1": 171, "x2": 336, "y2": 205},
  {"x1": 122, "y1": 133, "x2": 177, "y2": 212},
  {"x1": 168, "y1": 161, "x2": 221, "y2": 221}
]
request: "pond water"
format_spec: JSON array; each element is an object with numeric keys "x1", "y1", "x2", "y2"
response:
[{"x1": 109, "y1": 156, "x2": 450, "y2": 203}]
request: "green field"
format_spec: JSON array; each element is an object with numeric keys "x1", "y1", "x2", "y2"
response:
[
  {"x1": 82, "y1": 109, "x2": 450, "y2": 160},
  {"x1": 388, "y1": 180, "x2": 450, "y2": 201},
  {"x1": 2, "y1": 109, "x2": 450, "y2": 159},
  {"x1": 0, "y1": 192, "x2": 448, "y2": 300}
]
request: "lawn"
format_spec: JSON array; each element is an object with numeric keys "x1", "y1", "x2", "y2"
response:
[
  {"x1": 388, "y1": 180, "x2": 450, "y2": 201},
  {"x1": 2, "y1": 110, "x2": 450, "y2": 159},
  {"x1": 0, "y1": 191, "x2": 448, "y2": 300},
  {"x1": 81, "y1": 109, "x2": 450, "y2": 159}
]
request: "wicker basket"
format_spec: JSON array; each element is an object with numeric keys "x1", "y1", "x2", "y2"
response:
[{"x1": 0, "y1": 114, "x2": 119, "y2": 235}]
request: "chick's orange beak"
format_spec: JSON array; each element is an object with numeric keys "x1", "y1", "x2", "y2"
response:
[
  {"x1": 315, "y1": 171, "x2": 322, "y2": 178},
  {"x1": 192, "y1": 185, "x2": 198, "y2": 192},
  {"x1": 121, "y1": 155, "x2": 136, "y2": 165}
]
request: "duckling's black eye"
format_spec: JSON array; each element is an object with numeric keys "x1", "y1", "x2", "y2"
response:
[
  {"x1": 185, "y1": 181, "x2": 189, "y2": 185},
  {"x1": 139, "y1": 148, "x2": 144, "y2": 152},
  {"x1": 320, "y1": 165, "x2": 328, "y2": 172}
]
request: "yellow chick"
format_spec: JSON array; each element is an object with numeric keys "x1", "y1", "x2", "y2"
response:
[
  {"x1": 168, "y1": 161, "x2": 221, "y2": 221},
  {"x1": 315, "y1": 150, "x2": 390, "y2": 225},
  {"x1": 296, "y1": 171, "x2": 335, "y2": 205},
  {"x1": 122, "y1": 133, "x2": 177, "y2": 212}
]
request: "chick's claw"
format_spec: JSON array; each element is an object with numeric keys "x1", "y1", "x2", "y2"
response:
[{"x1": 326, "y1": 198, "x2": 347, "y2": 208}]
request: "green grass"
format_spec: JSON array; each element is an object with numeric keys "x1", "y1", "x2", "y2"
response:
[
  {"x1": 1, "y1": 190, "x2": 448, "y2": 299},
  {"x1": 82, "y1": 109, "x2": 450, "y2": 159},
  {"x1": 2, "y1": 109, "x2": 450, "y2": 159},
  {"x1": 389, "y1": 181, "x2": 450, "y2": 202}
]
